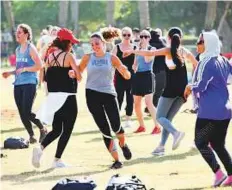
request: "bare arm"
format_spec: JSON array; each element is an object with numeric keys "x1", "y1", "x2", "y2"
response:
[
  {"x1": 111, "y1": 54, "x2": 131, "y2": 80},
  {"x1": 125, "y1": 47, "x2": 169, "y2": 57},
  {"x1": 68, "y1": 53, "x2": 82, "y2": 82},
  {"x1": 78, "y1": 54, "x2": 90, "y2": 73},
  {"x1": 144, "y1": 47, "x2": 156, "y2": 62},
  {"x1": 27, "y1": 44, "x2": 43, "y2": 72}
]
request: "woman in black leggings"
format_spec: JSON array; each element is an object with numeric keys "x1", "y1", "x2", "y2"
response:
[
  {"x1": 32, "y1": 28, "x2": 82, "y2": 168},
  {"x1": 78, "y1": 32, "x2": 132, "y2": 169},
  {"x1": 112, "y1": 27, "x2": 135, "y2": 128}
]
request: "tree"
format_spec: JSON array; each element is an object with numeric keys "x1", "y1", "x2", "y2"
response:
[
  {"x1": 106, "y1": 1, "x2": 115, "y2": 26},
  {"x1": 3, "y1": 1, "x2": 16, "y2": 48},
  {"x1": 204, "y1": 1, "x2": 217, "y2": 30},
  {"x1": 58, "y1": 1, "x2": 69, "y2": 27},
  {"x1": 71, "y1": 1, "x2": 79, "y2": 35},
  {"x1": 217, "y1": 2, "x2": 232, "y2": 52},
  {"x1": 138, "y1": 1, "x2": 150, "y2": 29}
]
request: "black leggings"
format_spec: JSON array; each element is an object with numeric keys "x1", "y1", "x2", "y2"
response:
[
  {"x1": 115, "y1": 76, "x2": 133, "y2": 116},
  {"x1": 86, "y1": 89, "x2": 124, "y2": 152},
  {"x1": 195, "y1": 118, "x2": 232, "y2": 175},
  {"x1": 14, "y1": 84, "x2": 44, "y2": 137},
  {"x1": 41, "y1": 95, "x2": 77, "y2": 159}
]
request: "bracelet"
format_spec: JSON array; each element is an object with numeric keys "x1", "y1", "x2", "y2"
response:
[{"x1": 23, "y1": 67, "x2": 26, "y2": 72}]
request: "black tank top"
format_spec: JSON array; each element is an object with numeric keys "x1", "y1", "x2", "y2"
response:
[
  {"x1": 116, "y1": 44, "x2": 136, "y2": 71},
  {"x1": 162, "y1": 62, "x2": 188, "y2": 98},
  {"x1": 46, "y1": 51, "x2": 77, "y2": 93}
]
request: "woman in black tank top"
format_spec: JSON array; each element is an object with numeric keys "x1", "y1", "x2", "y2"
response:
[
  {"x1": 112, "y1": 27, "x2": 135, "y2": 128},
  {"x1": 32, "y1": 28, "x2": 81, "y2": 169},
  {"x1": 124, "y1": 27, "x2": 197, "y2": 155}
]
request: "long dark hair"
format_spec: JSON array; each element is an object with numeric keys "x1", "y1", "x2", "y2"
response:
[
  {"x1": 168, "y1": 27, "x2": 183, "y2": 67},
  {"x1": 45, "y1": 37, "x2": 71, "y2": 59}
]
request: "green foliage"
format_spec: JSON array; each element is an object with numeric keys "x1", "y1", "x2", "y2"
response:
[
  {"x1": 12, "y1": 1, "x2": 59, "y2": 39},
  {"x1": 114, "y1": 1, "x2": 139, "y2": 28},
  {"x1": 2, "y1": 0, "x2": 231, "y2": 41}
]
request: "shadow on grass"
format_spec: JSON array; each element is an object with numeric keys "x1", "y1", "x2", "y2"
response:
[
  {"x1": 1, "y1": 127, "x2": 27, "y2": 134},
  {"x1": 84, "y1": 132, "x2": 153, "y2": 143},
  {"x1": 1, "y1": 125, "x2": 39, "y2": 134},
  {"x1": 1, "y1": 168, "x2": 55, "y2": 182},
  {"x1": 124, "y1": 149, "x2": 199, "y2": 167},
  {"x1": 12, "y1": 168, "x2": 110, "y2": 184},
  {"x1": 173, "y1": 187, "x2": 210, "y2": 190},
  {"x1": 71, "y1": 129, "x2": 100, "y2": 136}
]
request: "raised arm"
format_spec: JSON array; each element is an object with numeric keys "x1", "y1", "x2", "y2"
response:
[
  {"x1": 125, "y1": 47, "x2": 169, "y2": 57},
  {"x1": 111, "y1": 54, "x2": 131, "y2": 80}
]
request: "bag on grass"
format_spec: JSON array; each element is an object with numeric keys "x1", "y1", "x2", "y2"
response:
[
  {"x1": 106, "y1": 174, "x2": 150, "y2": 190},
  {"x1": 4, "y1": 137, "x2": 29, "y2": 149},
  {"x1": 52, "y1": 177, "x2": 97, "y2": 190}
]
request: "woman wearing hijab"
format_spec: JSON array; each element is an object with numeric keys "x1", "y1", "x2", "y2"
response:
[{"x1": 185, "y1": 31, "x2": 232, "y2": 187}]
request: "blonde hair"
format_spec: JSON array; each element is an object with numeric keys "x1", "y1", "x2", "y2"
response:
[{"x1": 121, "y1": 27, "x2": 132, "y2": 35}]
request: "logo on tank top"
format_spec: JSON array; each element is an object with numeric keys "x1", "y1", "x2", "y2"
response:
[
  {"x1": 92, "y1": 59, "x2": 108, "y2": 67},
  {"x1": 16, "y1": 57, "x2": 28, "y2": 62}
]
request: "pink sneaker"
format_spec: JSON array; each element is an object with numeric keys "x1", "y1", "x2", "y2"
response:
[
  {"x1": 222, "y1": 175, "x2": 232, "y2": 187},
  {"x1": 214, "y1": 169, "x2": 227, "y2": 187}
]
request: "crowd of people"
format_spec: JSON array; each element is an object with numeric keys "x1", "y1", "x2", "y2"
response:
[{"x1": 2, "y1": 23, "x2": 232, "y2": 187}]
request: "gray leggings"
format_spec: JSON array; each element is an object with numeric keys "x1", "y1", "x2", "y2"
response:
[{"x1": 156, "y1": 96, "x2": 185, "y2": 146}]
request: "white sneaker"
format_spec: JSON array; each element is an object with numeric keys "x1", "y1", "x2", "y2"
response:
[
  {"x1": 124, "y1": 120, "x2": 132, "y2": 128},
  {"x1": 151, "y1": 146, "x2": 165, "y2": 156},
  {"x1": 52, "y1": 160, "x2": 68, "y2": 168},
  {"x1": 32, "y1": 147, "x2": 43, "y2": 168},
  {"x1": 172, "y1": 132, "x2": 185, "y2": 150}
]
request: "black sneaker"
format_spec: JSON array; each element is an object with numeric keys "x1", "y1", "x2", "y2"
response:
[
  {"x1": 29, "y1": 136, "x2": 37, "y2": 144},
  {"x1": 110, "y1": 161, "x2": 123, "y2": 169},
  {"x1": 39, "y1": 128, "x2": 47, "y2": 143},
  {"x1": 121, "y1": 144, "x2": 132, "y2": 160}
]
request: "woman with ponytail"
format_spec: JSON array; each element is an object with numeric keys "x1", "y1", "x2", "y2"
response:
[
  {"x1": 124, "y1": 27, "x2": 197, "y2": 155},
  {"x1": 2, "y1": 24, "x2": 47, "y2": 144}
]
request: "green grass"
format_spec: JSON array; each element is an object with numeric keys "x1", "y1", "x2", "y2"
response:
[{"x1": 1, "y1": 68, "x2": 232, "y2": 190}]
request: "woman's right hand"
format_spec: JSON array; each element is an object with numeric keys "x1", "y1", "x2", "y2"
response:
[{"x1": 2, "y1": 72, "x2": 11, "y2": 79}]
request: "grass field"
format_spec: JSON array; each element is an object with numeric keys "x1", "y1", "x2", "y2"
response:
[{"x1": 1, "y1": 68, "x2": 232, "y2": 190}]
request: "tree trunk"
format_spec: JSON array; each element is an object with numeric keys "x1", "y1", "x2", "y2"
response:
[
  {"x1": 138, "y1": 1, "x2": 150, "y2": 29},
  {"x1": 204, "y1": 1, "x2": 217, "y2": 30},
  {"x1": 3, "y1": 1, "x2": 16, "y2": 48},
  {"x1": 217, "y1": 2, "x2": 231, "y2": 34},
  {"x1": 218, "y1": 20, "x2": 232, "y2": 53},
  {"x1": 71, "y1": 1, "x2": 79, "y2": 36},
  {"x1": 106, "y1": 1, "x2": 115, "y2": 26},
  {"x1": 58, "y1": 1, "x2": 69, "y2": 27}
]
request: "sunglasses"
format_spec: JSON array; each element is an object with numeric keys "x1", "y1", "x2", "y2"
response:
[
  {"x1": 122, "y1": 34, "x2": 131, "y2": 37},
  {"x1": 140, "y1": 35, "x2": 150, "y2": 39}
]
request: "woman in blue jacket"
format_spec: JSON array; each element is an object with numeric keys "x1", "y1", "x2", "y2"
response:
[{"x1": 185, "y1": 31, "x2": 232, "y2": 187}]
